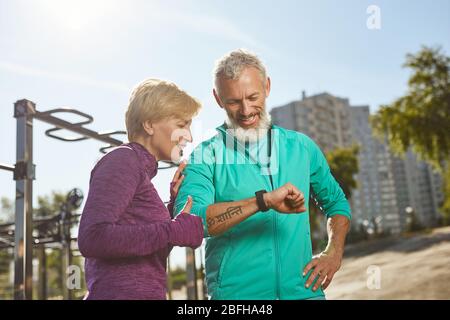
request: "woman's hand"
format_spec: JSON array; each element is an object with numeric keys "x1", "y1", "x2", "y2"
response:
[
  {"x1": 169, "y1": 196, "x2": 204, "y2": 248},
  {"x1": 170, "y1": 160, "x2": 187, "y2": 200}
]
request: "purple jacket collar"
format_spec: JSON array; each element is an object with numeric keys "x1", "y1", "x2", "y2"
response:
[{"x1": 127, "y1": 142, "x2": 158, "y2": 179}]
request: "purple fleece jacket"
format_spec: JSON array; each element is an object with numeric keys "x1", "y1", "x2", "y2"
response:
[{"x1": 78, "y1": 142, "x2": 203, "y2": 300}]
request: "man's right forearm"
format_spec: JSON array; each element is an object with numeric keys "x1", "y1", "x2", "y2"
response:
[
  {"x1": 206, "y1": 195, "x2": 269, "y2": 236},
  {"x1": 204, "y1": 182, "x2": 305, "y2": 236}
]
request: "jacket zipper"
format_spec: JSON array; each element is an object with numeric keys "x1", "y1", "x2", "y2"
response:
[
  {"x1": 267, "y1": 166, "x2": 280, "y2": 300},
  {"x1": 218, "y1": 125, "x2": 281, "y2": 299},
  {"x1": 266, "y1": 129, "x2": 280, "y2": 300}
]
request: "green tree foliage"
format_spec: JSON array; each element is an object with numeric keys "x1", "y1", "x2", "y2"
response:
[
  {"x1": 371, "y1": 46, "x2": 450, "y2": 223},
  {"x1": 372, "y1": 46, "x2": 449, "y2": 169},
  {"x1": 406, "y1": 210, "x2": 424, "y2": 232},
  {"x1": 170, "y1": 267, "x2": 187, "y2": 290},
  {"x1": 310, "y1": 145, "x2": 359, "y2": 250},
  {"x1": 0, "y1": 197, "x2": 14, "y2": 223},
  {"x1": 34, "y1": 191, "x2": 67, "y2": 218},
  {"x1": 326, "y1": 145, "x2": 360, "y2": 199},
  {"x1": 443, "y1": 168, "x2": 450, "y2": 224},
  {"x1": 0, "y1": 198, "x2": 14, "y2": 298}
]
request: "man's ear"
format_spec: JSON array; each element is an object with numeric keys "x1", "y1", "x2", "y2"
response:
[
  {"x1": 142, "y1": 120, "x2": 154, "y2": 136},
  {"x1": 265, "y1": 77, "x2": 271, "y2": 98},
  {"x1": 213, "y1": 88, "x2": 224, "y2": 109}
]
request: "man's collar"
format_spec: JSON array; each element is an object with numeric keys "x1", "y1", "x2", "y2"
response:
[{"x1": 216, "y1": 121, "x2": 275, "y2": 133}]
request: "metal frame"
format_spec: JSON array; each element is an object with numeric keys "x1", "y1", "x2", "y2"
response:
[
  {"x1": 11, "y1": 99, "x2": 124, "y2": 299},
  {"x1": 0, "y1": 98, "x2": 196, "y2": 300},
  {"x1": 3, "y1": 99, "x2": 144, "y2": 299},
  {"x1": 13, "y1": 99, "x2": 35, "y2": 300},
  {"x1": 0, "y1": 199, "x2": 82, "y2": 300}
]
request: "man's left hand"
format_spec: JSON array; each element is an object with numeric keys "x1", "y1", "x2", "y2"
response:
[
  {"x1": 303, "y1": 246, "x2": 343, "y2": 291},
  {"x1": 170, "y1": 160, "x2": 187, "y2": 199}
]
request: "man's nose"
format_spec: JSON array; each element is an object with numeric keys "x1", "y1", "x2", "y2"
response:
[{"x1": 240, "y1": 99, "x2": 251, "y2": 116}]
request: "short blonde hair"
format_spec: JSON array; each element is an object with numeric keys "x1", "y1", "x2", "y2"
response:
[
  {"x1": 213, "y1": 48, "x2": 267, "y2": 87},
  {"x1": 125, "y1": 79, "x2": 201, "y2": 141}
]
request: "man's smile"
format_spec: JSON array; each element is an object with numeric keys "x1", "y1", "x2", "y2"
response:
[{"x1": 238, "y1": 113, "x2": 259, "y2": 127}]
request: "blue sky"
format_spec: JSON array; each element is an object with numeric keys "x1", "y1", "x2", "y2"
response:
[{"x1": 0, "y1": 0, "x2": 449, "y2": 267}]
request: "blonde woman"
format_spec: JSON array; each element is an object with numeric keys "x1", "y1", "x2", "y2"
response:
[{"x1": 78, "y1": 79, "x2": 203, "y2": 300}]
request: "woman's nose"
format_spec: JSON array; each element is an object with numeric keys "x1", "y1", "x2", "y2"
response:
[{"x1": 184, "y1": 129, "x2": 193, "y2": 143}]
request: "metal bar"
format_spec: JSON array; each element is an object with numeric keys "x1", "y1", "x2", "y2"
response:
[
  {"x1": 186, "y1": 247, "x2": 198, "y2": 300},
  {"x1": 42, "y1": 108, "x2": 94, "y2": 142},
  {"x1": 33, "y1": 110, "x2": 123, "y2": 146},
  {"x1": 61, "y1": 245, "x2": 72, "y2": 300},
  {"x1": 0, "y1": 163, "x2": 15, "y2": 172},
  {"x1": 61, "y1": 209, "x2": 72, "y2": 300},
  {"x1": 37, "y1": 245, "x2": 47, "y2": 300},
  {"x1": 39, "y1": 108, "x2": 93, "y2": 125},
  {"x1": 13, "y1": 99, "x2": 35, "y2": 300},
  {"x1": 198, "y1": 246, "x2": 207, "y2": 300}
]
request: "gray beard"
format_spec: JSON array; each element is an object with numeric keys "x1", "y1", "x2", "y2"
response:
[{"x1": 225, "y1": 110, "x2": 272, "y2": 143}]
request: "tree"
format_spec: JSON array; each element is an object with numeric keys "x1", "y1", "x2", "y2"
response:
[
  {"x1": 309, "y1": 145, "x2": 359, "y2": 250},
  {"x1": 326, "y1": 145, "x2": 360, "y2": 199},
  {"x1": 0, "y1": 198, "x2": 14, "y2": 299},
  {"x1": 371, "y1": 46, "x2": 450, "y2": 224},
  {"x1": 170, "y1": 267, "x2": 187, "y2": 290},
  {"x1": 0, "y1": 197, "x2": 14, "y2": 223},
  {"x1": 35, "y1": 191, "x2": 67, "y2": 218},
  {"x1": 443, "y1": 168, "x2": 450, "y2": 224},
  {"x1": 406, "y1": 210, "x2": 424, "y2": 233}
]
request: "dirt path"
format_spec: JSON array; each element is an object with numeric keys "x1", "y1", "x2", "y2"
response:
[{"x1": 325, "y1": 226, "x2": 450, "y2": 300}]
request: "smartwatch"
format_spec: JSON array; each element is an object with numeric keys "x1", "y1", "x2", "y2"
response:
[{"x1": 255, "y1": 189, "x2": 269, "y2": 212}]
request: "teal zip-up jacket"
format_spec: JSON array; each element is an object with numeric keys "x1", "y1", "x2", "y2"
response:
[{"x1": 174, "y1": 124, "x2": 351, "y2": 300}]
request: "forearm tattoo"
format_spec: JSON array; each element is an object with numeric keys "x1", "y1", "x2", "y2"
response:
[{"x1": 207, "y1": 206, "x2": 243, "y2": 228}]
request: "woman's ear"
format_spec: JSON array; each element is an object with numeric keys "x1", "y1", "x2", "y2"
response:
[{"x1": 142, "y1": 120, "x2": 154, "y2": 136}]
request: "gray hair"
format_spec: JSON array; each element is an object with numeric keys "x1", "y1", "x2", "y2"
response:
[{"x1": 213, "y1": 49, "x2": 267, "y2": 87}]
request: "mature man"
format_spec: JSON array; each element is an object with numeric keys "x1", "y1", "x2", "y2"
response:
[{"x1": 174, "y1": 49, "x2": 351, "y2": 300}]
